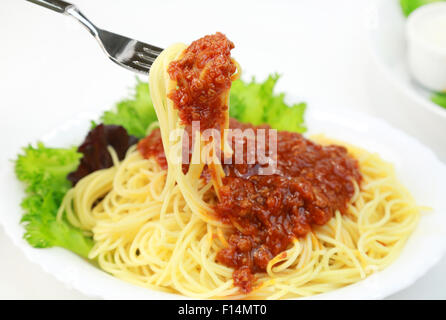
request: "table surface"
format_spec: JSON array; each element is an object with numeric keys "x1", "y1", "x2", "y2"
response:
[{"x1": 0, "y1": 0, "x2": 444, "y2": 299}]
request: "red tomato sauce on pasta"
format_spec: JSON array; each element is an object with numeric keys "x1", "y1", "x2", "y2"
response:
[
  {"x1": 139, "y1": 33, "x2": 361, "y2": 294},
  {"x1": 137, "y1": 127, "x2": 167, "y2": 170},
  {"x1": 137, "y1": 120, "x2": 362, "y2": 293},
  {"x1": 167, "y1": 32, "x2": 236, "y2": 131},
  {"x1": 215, "y1": 120, "x2": 361, "y2": 293}
]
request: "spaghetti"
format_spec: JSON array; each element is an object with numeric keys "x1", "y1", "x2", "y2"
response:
[{"x1": 57, "y1": 33, "x2": 420, "y2": 299}]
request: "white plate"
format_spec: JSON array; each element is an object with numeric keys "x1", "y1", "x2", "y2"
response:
[
  {"x1": 365, "y1": 0, "x2": 446, "y2": 161},
  {"x1": 1, "y1": 108, "x2": 446, "y2": 300}
]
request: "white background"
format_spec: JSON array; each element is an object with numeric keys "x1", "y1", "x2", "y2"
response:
[{"x1": 0, "y1": 0, "x2": 444, "y2": 299}]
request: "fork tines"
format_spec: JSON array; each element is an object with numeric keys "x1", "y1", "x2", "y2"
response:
[{"x1": 131, "y1": 43, "x2": 163, "y2": 73}]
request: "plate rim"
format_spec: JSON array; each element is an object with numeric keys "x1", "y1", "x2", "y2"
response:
[{"x1": 1, "y1": 108, "x2": 446, "y2": 300}]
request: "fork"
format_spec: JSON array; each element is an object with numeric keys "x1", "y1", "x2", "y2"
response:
[{"x1": 27, "y1": 0, "x2": 164, "y2": 75}]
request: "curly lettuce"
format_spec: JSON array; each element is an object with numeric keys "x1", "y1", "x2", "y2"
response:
[
  {"x1": 101, "y1": 79, "x2": 157, "y2": 138},
  {"x1": 15, "y1": 143, "x2": 93, "y2": 258},
  {"x1": 230, "y1": 74, "x2": 306, "y2": 133}
]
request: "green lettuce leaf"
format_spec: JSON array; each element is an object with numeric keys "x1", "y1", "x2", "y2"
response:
[
  {"x1": 400, "y1": 0, "x2": 445, "y2": 17},
  {"x1": 15, "y1": 143, "x2": 93, "y2": 258},
  {"x1": 230, "y1": 74, "x2": 307, "y2": 133},
  {"x1": 432, "y1": 92, "x2": 446, "y2": 109},
  {"x1": 101, "y1": 79, "x2": 157, "y2": 138}
]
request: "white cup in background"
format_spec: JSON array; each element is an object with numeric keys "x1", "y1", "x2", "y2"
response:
[{"x1": 407, "y1": 2, "x2": 446, "y2": 93}]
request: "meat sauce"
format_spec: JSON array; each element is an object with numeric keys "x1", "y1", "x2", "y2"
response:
[
  {"x1": 139, "y1": 33, "x2": 362, "y2": 294},
  {"x1": 138, "y1": 119, "x2": 362, "y2": 293},
  {"x1": 167, "y1": 32, "x2": 236, "y2": 131},
  {"x1": 137, "y1": 127, "x2": 167, "y2": 170},
  {"x1": 215, "y1": 121, "x2": 361, "y2": 293}
]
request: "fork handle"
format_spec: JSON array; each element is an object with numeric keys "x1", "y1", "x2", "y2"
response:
[
  {"x1": 27, "y1": 0, "x2": 73, "y2": 14},
  {"x1": 27, "y1": 0, "x2": 99, "y2": 37}
]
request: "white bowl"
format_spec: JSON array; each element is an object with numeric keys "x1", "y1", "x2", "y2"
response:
[
  {"x1": 1, "y1": 108, "x2": 446, "y2": 299},
  {"x1": 406, "y1": 2, "x2": 446, "y2": 92},
  {"x1": 366, "y1": 0, "x2": 446, "y2": 161}
]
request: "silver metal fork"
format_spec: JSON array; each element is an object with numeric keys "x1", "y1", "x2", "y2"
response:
[{"x1": 27, "y1": 0, "x2": 163, "y2": 75}]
